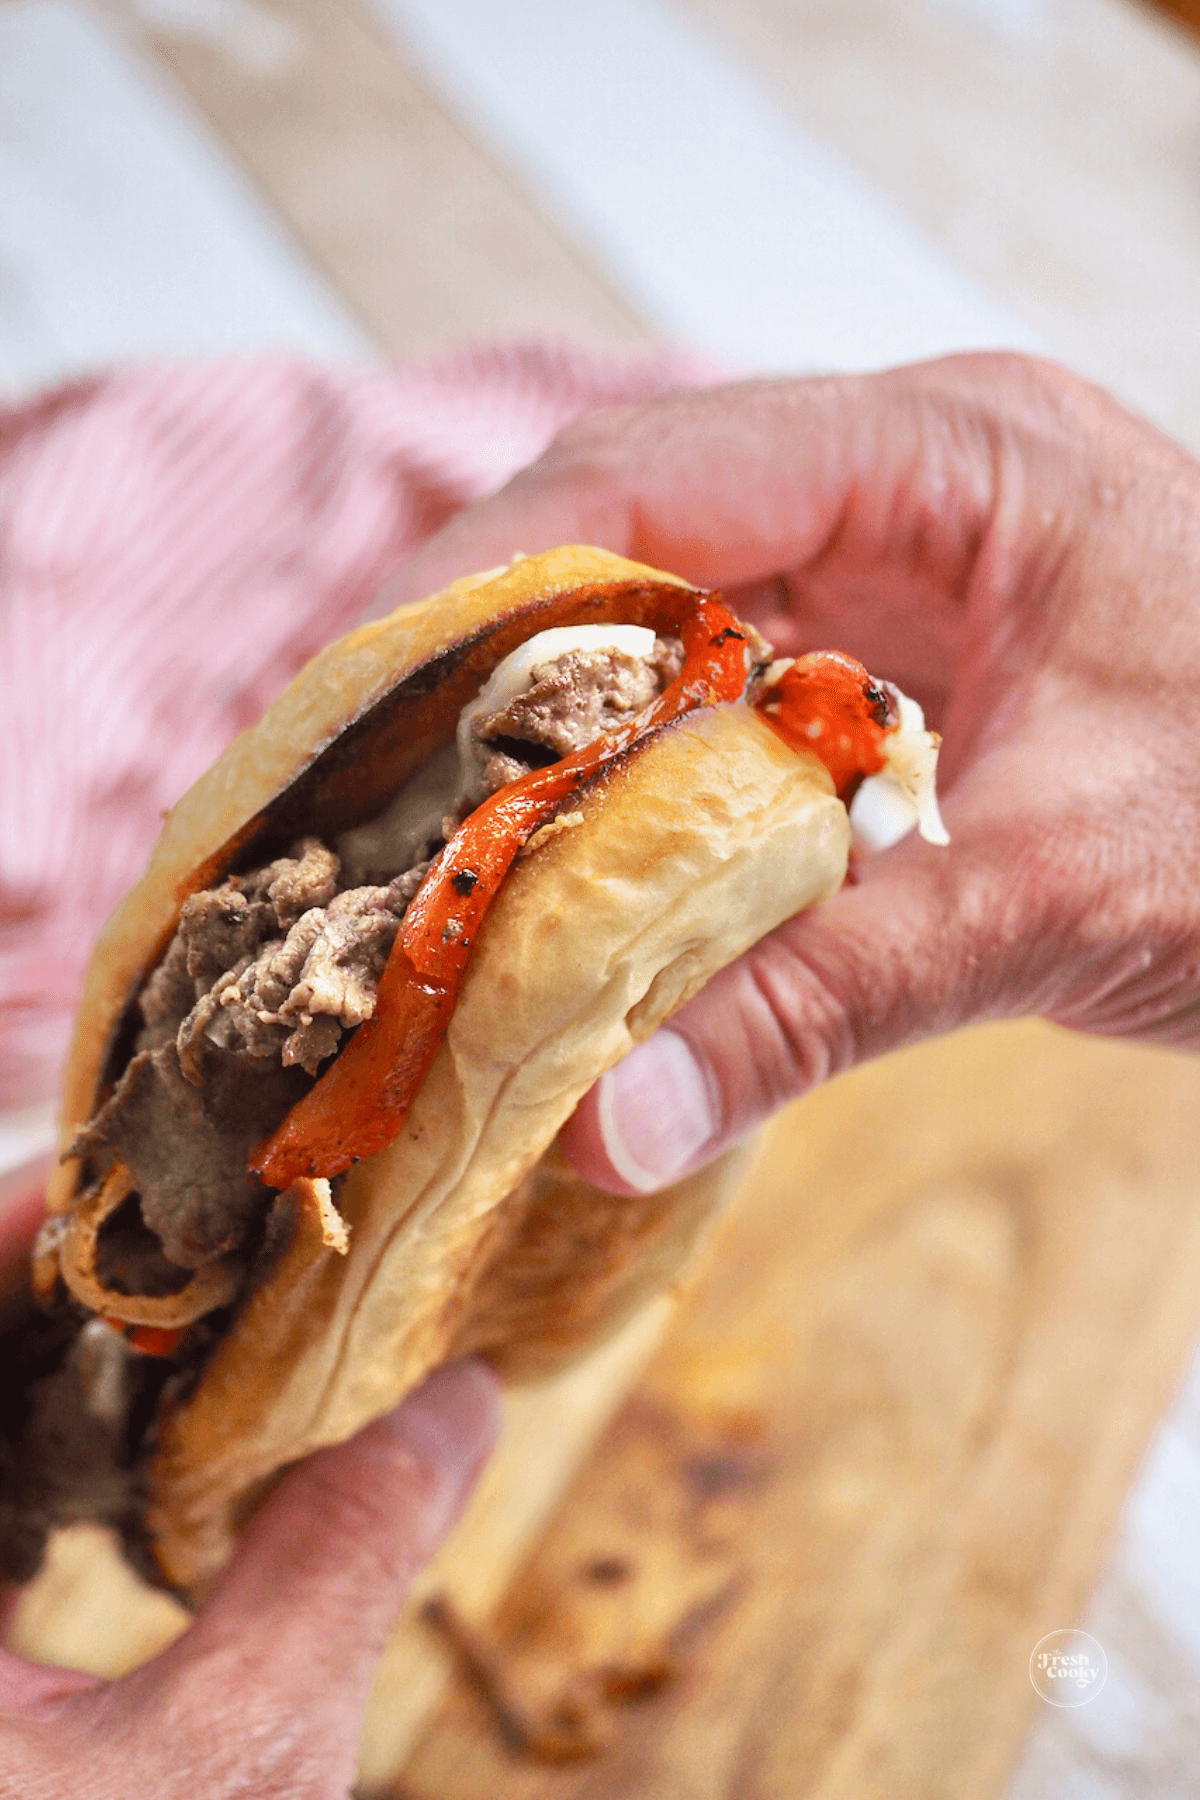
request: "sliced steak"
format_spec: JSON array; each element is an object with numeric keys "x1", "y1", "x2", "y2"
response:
[
  {"x1": 77, "y1": 636, "x2": 685, "y2": 1287},
  {"x1": 76, "y1": 1044, "x2": 306, "y2": 1269},
  {"x1": 474, "y1": 638, "x2": 683, "y2": 764}
]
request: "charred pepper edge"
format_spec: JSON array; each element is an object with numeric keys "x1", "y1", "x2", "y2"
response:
[
  {"x1": 250, "y1": 592, "x2": 749, "y2": 1188},
  {"x1": 249, "y1": 612, "x2": 896, "y2": 1190},
  {"x1": 66, "y1": 590, "x2": 893, "y2": 1353}
]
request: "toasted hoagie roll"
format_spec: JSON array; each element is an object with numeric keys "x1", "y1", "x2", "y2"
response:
[{"x1": 10, "y1": 546, "x2": 942, "y2": 1595}]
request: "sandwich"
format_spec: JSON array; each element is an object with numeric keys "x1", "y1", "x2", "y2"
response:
[{"x1": 2, "y1": 546, "x2": 944, "y2": 1596}]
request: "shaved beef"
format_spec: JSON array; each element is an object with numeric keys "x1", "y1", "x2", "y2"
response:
[
  {"x1": 480, "y1": 748, "x2": 535, "y2": 798},
  {"x1": 180, "y1": 874, "x2": 425, "y2": 1080},
  {"x1": 77, "y1": 637, "x2": 686, "y2": 1291},
  {"x1": 263, "y1": 839, "x2": 339, "y2": 923},
  {"x1": 138, "y1": 837, "x2": 338, "y2": 1053},
  {"x1": 76, "y1": 1043, "x2": 305, "y2": 1268},
  {"x1": 474, "y1": 639, "x2": 683, "y2": 765},
  {"x1": 137, "y1": 934, "x2": 197, "y2": 1053},
  {"x1": 277, "y1": 885, "x2": 405, "y2": 1030},
  {"x1": 81, "y1": 839, "x2": 429, "y2": 1273},
  {"x1": 649, "y1": 636, "x2": 686, "y2": 687}
]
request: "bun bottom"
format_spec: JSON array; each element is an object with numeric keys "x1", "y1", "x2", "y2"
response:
[
  {"x1": 450, "y1": 1140, "x2": 752, "y2": 1379},
  {"x1": 145, "y1": 703, "x2": 848, "y2": 1593}
]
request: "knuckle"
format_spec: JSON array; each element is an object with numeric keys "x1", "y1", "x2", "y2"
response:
[
  {"x1": 745, "y1": 939, "x2": 854, "y2": 1098},
  {"x1": 299, "y1": 1438, "x2": 443, "y2": 1562},
  {"x1": 80, "y1": 1665, "x2": 330, "y2": 1800},
  {"x1": 685, "y1": 939, "x2": 856, "y2": 1138},
  {"x1": 527, "y1": 405, "x2": 639, "y2": 487},
  {"x1": 547, "y1": 394, "x2": 658, "y2": 459}
]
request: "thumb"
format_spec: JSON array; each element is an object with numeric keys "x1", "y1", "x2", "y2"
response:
[
  {"x1": 562, "y1": 831, "x2": 1008, "y2": 1194},
  {"x1": 120, "y1": 1359, "x2": 500, "y2": 1789}
]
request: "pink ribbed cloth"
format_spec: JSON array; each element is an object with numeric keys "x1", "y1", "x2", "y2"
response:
[{"x1": 0, "y1": 343, "x2": 719, "y2": 1112}]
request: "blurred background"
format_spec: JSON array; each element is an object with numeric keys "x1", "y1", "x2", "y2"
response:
[
  {"x1": 2, "y1": 0, "x2": 1200, "y2": 448},
  {"x1": 6, "y1": 2, "x2": 1200, "y2": 1794}
]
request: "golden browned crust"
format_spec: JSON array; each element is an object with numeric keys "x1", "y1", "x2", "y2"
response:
[
  {"x1": 148, "y1": 704, "x2": 848, "y2": 1590},
  {"x1": 49, "y1": 548, "x2": 692, "y2": 1203},
  {"x1": 46, "y1": 549, "x2": 850, "y2": 1594},
  {"x1": 447, "y1": 1141, "x2": 754, "y2": 1379}
]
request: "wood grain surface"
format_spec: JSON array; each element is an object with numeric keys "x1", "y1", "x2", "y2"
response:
[
  {"x1": 382, "y1": 1023, "x2": 1200, "y2": 1799},
  {"x1": 683, "y1": 0, "x2": 1200, "y2": 453},
  {"x1": 99, "y1": 0, "x2": 651, "y2": 360},
  {"x1": 1153, "y1": 0, "x2": 1200, "y2": 37},
  {"x1": 21, "y1": 1022, "x2": 1198, "y2": 1800}
]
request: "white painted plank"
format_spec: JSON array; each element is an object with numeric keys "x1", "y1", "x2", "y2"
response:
[
  {"x1": 1011, "y1": 1339, "x2": 1200, "y2": 1798},
  {"x1": 0, "y1": 0, "x2": 369, "y2": 399},
  {"x1": 374, "y1": 0, "x2": 1044, "y2": 374},
  {"x1": 0, "y1": 0, "x2": 371, "y2": 1165}
]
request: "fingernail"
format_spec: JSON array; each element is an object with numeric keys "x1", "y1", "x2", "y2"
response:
[
  {"x1": 384, "y1": 1358, "x2": 501, "y2": 1469},
  {"x1": 596, "y1": 1030, "x2": 715, "y2": 1193}
]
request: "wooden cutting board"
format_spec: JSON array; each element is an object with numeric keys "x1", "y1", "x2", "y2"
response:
[
  {"x1": 380, "y1": 1019, "x2": 1200, "y2": 1800},
  {"x1": 12, "y1": 1021, "x2": 1200, "y2": 1797}
]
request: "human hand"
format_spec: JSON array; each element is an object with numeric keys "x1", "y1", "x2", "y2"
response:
[
  {"x1": 0, "y1": 1340, "x2": 499, "y2": 1798},
  {"x1": 380, "y1": 352, "x2": 1200, "y2": 1193},
  {"x1": 0, "y1": 1157, "x2": 53, "y2": 1311}
]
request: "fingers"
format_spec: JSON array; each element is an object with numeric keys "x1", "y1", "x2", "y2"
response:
[
  {"x1": 563, "y1": 812, "x2": 1034, "y2": 1194},
  {"x1": 117, "y1": 1359, "x2": 500, "y2": 1793},
  {"x1": 0, "y1": 1153, "x2": 53, "y2": 1257},
  {"x1": 565, "y1": 632, "x2": 1200, "y2": 1196},
  {"x1": 372, "y1": 353, "x2": 1143, "y2": 734},
  {"x1": 197, "y1": 1357, "x2": 499, "y2": 1653},
  {"x1": 376, "y1": 356, "x2": 1021, "y2": 618},
  {"x1": 0, "y1": 1649, "x2": 103, "y2": 1715},
  {"x1": 0, "y1": 1153, "x2": 53, "y2": 1316}
]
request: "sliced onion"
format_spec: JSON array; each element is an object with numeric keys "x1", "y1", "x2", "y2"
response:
[{"x1": 852, "y1": 687, "x2": 949, "y2": 850}]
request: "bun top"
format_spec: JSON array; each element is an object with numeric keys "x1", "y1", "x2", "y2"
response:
[{"x1": 50, "y1": 548, "x2": 695, "y2": 1197}]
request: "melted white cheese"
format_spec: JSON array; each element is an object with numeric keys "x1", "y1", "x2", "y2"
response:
[
  {"x1": 337, "y1": 624, "x2": 658, "y2": 878},
  {"x1": 335, "y1": 742, "x2": 459, "y2": 885}
]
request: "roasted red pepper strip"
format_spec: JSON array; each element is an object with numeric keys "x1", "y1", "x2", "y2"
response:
[
  {"x1": 105, "y1": 1319, "x2": 188, "y2": 1358},
  {"x1": 250, "y1": 594, "x2": 749, "y2": 1187},
  {"x1": 754, "y1": 651, "x2": 889, "y2": 802}
]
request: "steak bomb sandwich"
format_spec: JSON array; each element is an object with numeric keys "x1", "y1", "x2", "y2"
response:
[{"x1": 1, "y1": 546, "x2": 944, "y2": 1596}]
